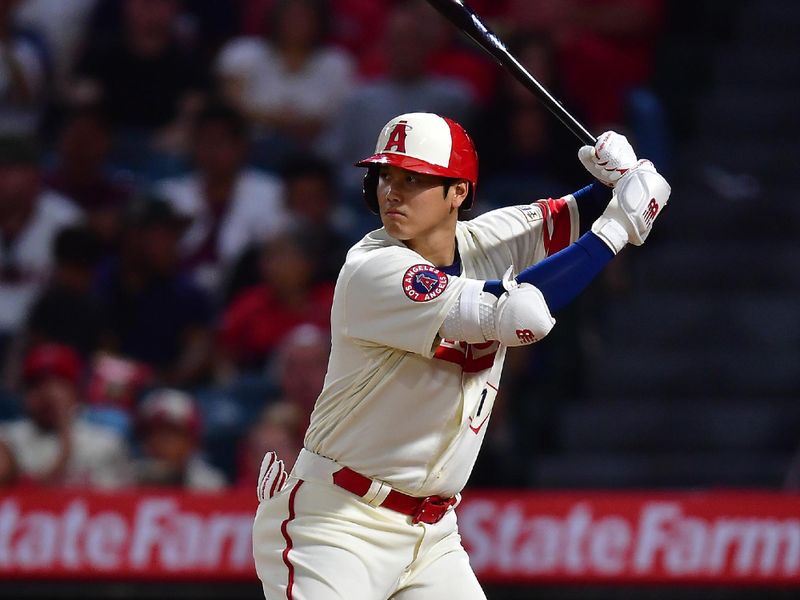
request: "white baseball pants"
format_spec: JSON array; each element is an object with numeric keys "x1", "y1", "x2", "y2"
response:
[{"x1": 252, "y1": 451, "x2": 486, "y2": 600}]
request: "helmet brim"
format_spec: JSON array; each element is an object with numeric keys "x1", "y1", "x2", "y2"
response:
[{"x1": 355, "y1": 153, "x2": 464, "y2": 181}]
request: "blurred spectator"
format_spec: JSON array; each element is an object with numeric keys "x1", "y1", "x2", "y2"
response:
[
  {"x1": 216, "y1": 0, "x2": 355, "y2": 151},
  {"x1": 0, "y1": 136, "x2": 82, "y2": 355},
  {"x1": 24, "y1": 225, "x2": 109, "y2": 358},
  {"x1": 95, "y1": 196, "x2": 214, "y2": 387},
  {"x1": 0, "y1": 343, "x2": 132, "y2": 488},
  {"x1": 43, "y1": 104, "x2": 132, "y2": 255},
  {"x1": 271, "y1": 323, "x2": 330, "y2": 421},
  {"x1": 358, "y1": 0, "x2": 496, "y2": 105},
  {"x1": 82, "y1": 352, "x2": 153, "y2": 437},
  {"x1": 504, "y1": 0, "x2": 664, "y2": 130},
  {"x1": 156, "y1": 103, "x2": 290, "y2": 297},
  {"x1": 236, "y1": 323, "x2": 330, "y2": 486},
  {"x1": 240, "y1": 0, "x2": 390, "y2": 57},
  {"x1": 219, "y1": 230, "x2": 334, "y2": 373},
  {"x1": 13, "y1": 0, "x2": 97, "y2": 98},
  {"x1": 0, "y1": 0, "x2": 48, "y2": 136},
  {"x1": 87, "y1": 0, "x2": 241, "y2": 66},
  {"x1": 70, "y1": 0, "x2": 209, "y2": 161},
  {"x1": 472, "y1": 33, "x2": 586, "y2": 202},
  {"x1": 86, "y1": 352, "x2": 153, "y2": 414},
  {"x1": 237, "y1": 400, "x2": 302, "y2": 488},
  {"x1": 281, "y1": 154, "x2": 350, "y2": 281},
  {"x1": 132, "y1": 387, "x2": 226, "y2": 490},
  {"x1": 316, "y1": 0, "x2": 474, "y2": 193}
]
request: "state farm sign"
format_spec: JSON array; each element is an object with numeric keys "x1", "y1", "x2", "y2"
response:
[
  {"x1": 0, "y1": 490, "x2": 256, "y2": 579},
  {"x1": 459, "y1": 491, "x2": 800, "y2": 585},
  {"x1": 0, "y1": 489, "x2": 798, "y2": 585}
]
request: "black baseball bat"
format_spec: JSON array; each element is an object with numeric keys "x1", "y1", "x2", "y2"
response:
[{"x1": 426, "y1": 0, "x2": 596, "y2": 146}]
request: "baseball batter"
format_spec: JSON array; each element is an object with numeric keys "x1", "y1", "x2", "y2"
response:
[{"x1": 252, "y1": 112, "x2": 670, "y2": 599}]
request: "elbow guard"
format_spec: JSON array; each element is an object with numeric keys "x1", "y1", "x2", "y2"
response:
[{"x1": 441, "y1": 273, "x2": 555, "y2": 346}]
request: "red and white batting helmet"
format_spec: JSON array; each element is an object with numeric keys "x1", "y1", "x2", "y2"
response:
[{"x1": 356, "y1": 112, "x2": 479, "y2": 214}]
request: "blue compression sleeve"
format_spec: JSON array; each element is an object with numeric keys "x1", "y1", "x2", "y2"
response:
[
  {"x1": 573, "y1": 181, "x2": 613, "y2": 234},
  {"x1": 482, "y1": 232, "x2": 614, "y2": 313}
]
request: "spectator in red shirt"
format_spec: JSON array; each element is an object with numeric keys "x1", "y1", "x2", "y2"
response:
[{"x1": 219, "y1": 229, "x2": 334, "y2": 373}]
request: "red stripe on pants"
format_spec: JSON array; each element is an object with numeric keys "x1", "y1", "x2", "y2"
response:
[{"x1": 281, "y1": 480, "x2": 304, "y2": 599}]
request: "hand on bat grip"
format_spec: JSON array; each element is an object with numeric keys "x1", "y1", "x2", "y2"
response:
[{"x1": 579, "y1": 131, "x2": 640, "y2": 187}]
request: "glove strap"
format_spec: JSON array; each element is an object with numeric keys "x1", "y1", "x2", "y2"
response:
[{"x1": 591, "y1": 216, "x2": 629, "y2": 255}]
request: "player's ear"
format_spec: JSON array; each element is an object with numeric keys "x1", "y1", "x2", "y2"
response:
[{"x1": 450, "y1": 179, "x2": 470, "y2": 210}]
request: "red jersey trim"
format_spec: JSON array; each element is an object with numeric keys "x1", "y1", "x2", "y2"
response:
[
  {"x1": 434, "y1": 340, "x2": 498, "y2": 373},
  {"x1": 537, "y1": 198, "x2": 572, "y2": 256}
]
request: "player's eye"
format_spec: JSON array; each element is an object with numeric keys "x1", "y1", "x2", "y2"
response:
[{"x1": 405, "y1": 175, "x2": 418, "y2": 184}]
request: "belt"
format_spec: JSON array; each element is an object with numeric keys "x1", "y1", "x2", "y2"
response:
[
  {"x1": 292, "y1": 449, "x2": 457, "y2": 525},
  {"x1": 332, "y1": 467, "x2": 457, "y2": 525}
]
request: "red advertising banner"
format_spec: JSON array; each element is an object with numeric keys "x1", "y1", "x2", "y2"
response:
[
  {"x1": 1, "y1": 489, "x2": 798, "y2": 585},
  {"x1": 458, "y1": 490, "x2": 800, "y2": 586}
]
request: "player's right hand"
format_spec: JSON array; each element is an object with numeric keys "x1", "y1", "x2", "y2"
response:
[
  {"x1": 578, "y1": 131, "x2": 638, "y2": 187},
  {"x1": 591, "y1": 161, "x2": 671, "y2": 253},
  {"x1": 256, "y1": 451, "x2": 287, "y2": 501}
]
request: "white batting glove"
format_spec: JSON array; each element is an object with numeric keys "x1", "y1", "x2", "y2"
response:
[
  {"x1": 256, "y1": 451, "x2": 288, "y2": 501},
  {"x1": 591, "y1": 161, "x2": 671, "y2": 253},
  {"x1": 578, "y1": 131, "x2": 639, "y2": 187}
]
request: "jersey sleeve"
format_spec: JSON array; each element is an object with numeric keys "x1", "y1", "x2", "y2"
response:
[
  {"x1": 342, "y1": 250, "x2": 468, "y2": 357},
  {"x1": 466, "y1": 194, "x2": 580, "y2": 269}
]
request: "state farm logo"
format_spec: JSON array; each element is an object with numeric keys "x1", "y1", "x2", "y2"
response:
[
  {"x1": 459, "y1": 500, "x2": 800, "y2": 581},
  {"x1": 0, "y1": 498, "x2": 254, "y2": 573}
]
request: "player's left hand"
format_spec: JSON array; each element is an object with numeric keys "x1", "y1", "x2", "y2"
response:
[
  {"x1": 591, "y1": 161, "x2": 671, "y2": 252},
  {"x1": 256, "y1": 451, "x2": 288, "y2": 501},
  {"x1": 578, "y1": 131, "x2": 638, "y2": 187}
]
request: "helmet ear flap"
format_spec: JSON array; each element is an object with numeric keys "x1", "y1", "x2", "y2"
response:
[{"x1": 363, "y1": 166, "x2": 379, "y2": 215}]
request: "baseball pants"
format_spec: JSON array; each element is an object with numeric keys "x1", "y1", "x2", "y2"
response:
[{"x1": 252, "y1": 451, "x2": 486, "y2": 600}]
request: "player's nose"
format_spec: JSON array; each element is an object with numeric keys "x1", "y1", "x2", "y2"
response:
[{"x1": 383, "y1": 182, "x2": 403, "y2": 203}]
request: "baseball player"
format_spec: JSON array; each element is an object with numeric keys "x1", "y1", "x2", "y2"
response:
[{"x1": 252, "y1": 112, "x2": 670, "y2": 599}]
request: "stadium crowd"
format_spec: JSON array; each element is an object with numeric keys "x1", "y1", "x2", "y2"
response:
[{"x1": 0, "y1": 0, "x2": 666, "y2": 490}]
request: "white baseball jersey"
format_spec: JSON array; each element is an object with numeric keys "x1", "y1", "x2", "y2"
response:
[{"x1": 304, "y1": 195, "x2": 579, "y2": 498}]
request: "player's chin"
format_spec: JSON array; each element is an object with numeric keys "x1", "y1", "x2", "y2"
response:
[{"x1": 381, "y1": 218, "x2": 412, "y2": 240}]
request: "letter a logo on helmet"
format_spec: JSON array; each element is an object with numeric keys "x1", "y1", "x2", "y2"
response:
[
  {"x1": 383, "y1": 120, "x2": 409, "y2": 153},
  {"x1": 356, "y1": 112, "x2": 479, "y2": 213}
]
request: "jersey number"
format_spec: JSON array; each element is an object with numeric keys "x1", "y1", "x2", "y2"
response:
[
  {"x1": 476, "y1": 388, "x2": 487, "y2": 417},
  {"x1": 469, "y1": 385, "x2": 496, "y2": 435}
]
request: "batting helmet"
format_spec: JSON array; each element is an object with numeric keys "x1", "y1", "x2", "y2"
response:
[{"x1": 356, "y1": 112, "x2": 479, "y2": 214}]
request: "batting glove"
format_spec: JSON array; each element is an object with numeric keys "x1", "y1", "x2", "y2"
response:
[
  {"x1": 578, "y1": 131, "x2": 639, "y2": 187},
  {"x1": 256, "y1": 451, "x2": 288, "y2": 501},
  {"x1": 591, "y1": 161, "x2": 671, "y2": 253}
]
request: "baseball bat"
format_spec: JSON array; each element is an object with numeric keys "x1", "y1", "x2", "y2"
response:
[{"x1": 426, "y1": 0, "x2": 596, "y2": 146}]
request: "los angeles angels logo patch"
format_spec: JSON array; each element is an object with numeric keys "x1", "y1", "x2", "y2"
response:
[{"x1": 403, "y1": 264, "x2": 448, "y2": 302}]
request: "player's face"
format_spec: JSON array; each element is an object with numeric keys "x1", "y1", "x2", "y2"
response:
[{"x1": 376, "y1": 165, "x2": 464, "y2": 242}]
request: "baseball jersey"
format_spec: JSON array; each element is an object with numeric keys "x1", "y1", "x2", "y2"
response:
[{"x1": 304, "y1": 195, "x2": 579, "y2": 498}]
